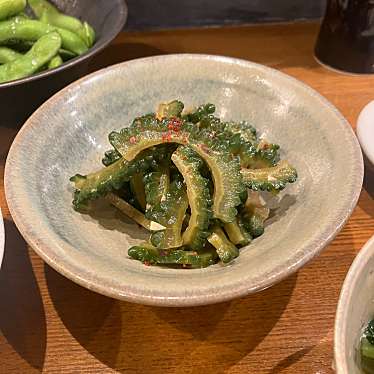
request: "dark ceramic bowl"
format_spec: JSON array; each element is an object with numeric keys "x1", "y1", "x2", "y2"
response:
[{"x1": 0, "y1": 0, "x2": 127, "y2": 127}]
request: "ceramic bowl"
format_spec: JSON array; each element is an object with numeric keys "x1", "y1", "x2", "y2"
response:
[
  {"x1": 335, "y1": 236, "x2": 374, "y2": 373},
  {"x1": 5, "y1": 54, "x2": 364, "y2": 306},
  {"x1": 0, "y1": 0, "x2": 127, "y2": 127},
  {"x1": 357, "y1": 100, "x2": 374, "y2": 167}
]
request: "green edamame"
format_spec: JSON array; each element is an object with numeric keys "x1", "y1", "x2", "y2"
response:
[
  {"x1": 0, "y1": 31, "x2": 61, "y2": 83},
  {"x1": 47, "y1": 53, "x2": 61, "y2": 69},
  {"x1": 0, "y1": 45, "x2": 21, "y2": 63},
  {"x1": 29, "y1": 0, "x2": 95, "y2": 47},
  {"x1": 0, "y1": 0, "x2": 96, "y2": 83},
  {"x1": 56, "y1": 26, "x2": 88, "y2": 55},
  {"x1": 0, "y1": 17, "x2": 88, "y2": 55},
  {"x1": 6, "y1": 39, "x2": 77, "y2": 59},
  {"x1": 0, "y1": 0, "x2": 26, "y2": 21},
  {"x1": 81, "y1": 22, "x2": 95, "y2": 47},
  {"x1": 58, "y1": 48, "x2": 76, "y2": 60},
  {"x1": 27, "y1": 0, "x2": 57, "y2": 17}
]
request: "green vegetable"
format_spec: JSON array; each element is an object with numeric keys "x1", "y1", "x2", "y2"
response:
[
  {"x1": 361, "y1": 320, "x2": 374, "y2": 372},
  {"x1": 47, "y1": 53, "x2": 62, "y2": 69},
  {"x1": 207, "y1": 225, "x2": 239, "y2": 264},
  {"x1": 71, "y1": 101, "x2": 298, "y2": 268},
  {"x1": 149, "y1": 178, "x2": 188, "y2": 249},
  {"x1": 128, "y1": 243, "x2": 218, "y2": 268},
  {"x1": 58, "y1": 47, "x2": 76, "y2": 60},
  {"x1": 362, "y1": 337, "x2": 374, "y2": 360},
  {"x1": 0, "y1": 17, "x2": 88, "y2": 55},
  {"x1": 0, "y1": 0, "x2": 26, "y2": 21},
  {"x1": 365, "y1": 320, "x2": 374, "y2": 345},
  {"x1": 71, "y1": 147, "x2": 172, "y2": 210},
  {"x1": 171, "y1": 145, "x2": 211, "y2": 250},
  {"x1": 29, "y1": 0, "x2": 95, "y2": 47},
  {"x1": 0, "y1": 31, "x2": 61, "y2": 83},
  {"x1": 130, "y1": 172, "x2": 146, "y2": 211},
  {"x1": 156, "y1": 100, "x2": 184, "y2": 120},
  {"x1": 109, "y1": 116, "x2": 244, "y2": 223},
  {"x1": 106, "y1": 192, "x2": 165, "y2": 231},
  {"x1": 241, "y1": 191, "x2": 270, "y2": 238},
  {"x1": 196, "y1": 112, "x2": 280, "y2": 168},
  {"x1": 224, "y1": 217, "x2": 252, "y2": 246},
  {"x1": 183, "y1": 103, "x2": 216, "y2": 124},
  {"x1": 241, "y1": 160, "x2": 298, "y2": 192},
  {"x1": 102, "y1": 148, "x2": 122, "y2": 166},
  {"x1": 0, "y1": 45, "x2": 21, "y2": 63},
  {"x1": 144, "y1": 168, "x2": 170, "y2": 209},
  {"x1": 70, "y1": 158, "x2": 129, "y2": 210}
]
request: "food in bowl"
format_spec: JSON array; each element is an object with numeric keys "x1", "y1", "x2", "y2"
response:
[
  {"x1": 361, "y1": 319, "x2": 374, "y2": 373},
  {"x1": 70, "y1": 100, "x2": 298, "y2": 268},
  {"x1": 0, "y1": 0, "x2": 95, "y2": 83}
]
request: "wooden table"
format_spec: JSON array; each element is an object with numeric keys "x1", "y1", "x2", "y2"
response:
[{"x1": 1, "y1": 21, "x2": 374, "y2": 373}]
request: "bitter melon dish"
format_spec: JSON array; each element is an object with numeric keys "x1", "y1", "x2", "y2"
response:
[{"x1": 70, "y1": 100, "x2": 298, "y2": 268}]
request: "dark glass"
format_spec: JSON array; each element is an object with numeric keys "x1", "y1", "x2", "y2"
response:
[{"x1": 315, "y1": 0, "x2": 374, "y2": 74}]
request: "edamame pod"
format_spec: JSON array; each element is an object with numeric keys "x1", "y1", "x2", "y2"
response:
[
  {"x1": 0, "y1": 17, "x2": 88, "y2": 55},
  {"x1": 27, "y1": 0, "x2": 58, "y2": 17},
  {"x1": 81, "y1": 22, "x2": 95, "y2": 47},
  {"x1": 29, "y1": 0, "x2": 95, "y2": 47},
  {"x1": 47, "y1": 53, "x2": 62, "y2": 69},
  {"x1": 7, "y1": 39, "x2": 77, "y2": 59},
  {"x1": 0, "y1": 46, "x2": 21, "y2": 63},
  {"x1": 0, "y1": 31, "x2": 61, "y2": 83},
  {"x1": 0, "y1": 0, "x2": 26, "y2": 21},
  {"x1": 58, "y1": 47, "x2": 75, "y2": 60}
]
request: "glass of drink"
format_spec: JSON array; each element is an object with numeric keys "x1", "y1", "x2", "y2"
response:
[{"x1": 315, "y1": 0, "x2": 374, "y2": 74}]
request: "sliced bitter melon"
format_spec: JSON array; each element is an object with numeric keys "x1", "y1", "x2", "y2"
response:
[
  {"x1": 70, "y1": 158, "x2": 129, "y2": 210},
  {"x1": 128, "y1": 243, "x2": 218, "y2": 268},
  {"x1": 106, "y1": 192, "x2": 165, "y2": 231},
  {"x1": 144, "y1": 167, "x2": 170, "y2": 210},
  {"x1": 241, "y1": 160, "x2": 297, "y2": 192},
  {"x1": 224, "y1": 217, "x2": 252, "y2": 246},
  {"x1": 109, "y1": 122, "x2": 244, "y2": 223},
  {"x1": 130, "y1": 172, "x2": 146, "y2": 211},
  {"x1": 70, "y1": 146, "x2": 171, "y2": 210},
  {"x1": 149, "y1": 178, "x2": 189, "y2": 249},
  {"x1": 241, "y1": 191, "x2": 270, "y2": 238},
  {"x1": 156, "y1": 100, "x2": 184, "y2": 120},
  {"x1": 207, "y1": 226, "x2": 239, "y2": 264},
  {"x1": 171, "y1": 145, "x2": 212, "y2": 250}
]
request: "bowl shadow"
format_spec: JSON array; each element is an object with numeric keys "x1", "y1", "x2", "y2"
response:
[
  {"x1": 0, "y1": 220, "x2": 46, "y2": 372},
  {"x1": 78, "y1": 198, "x2": 149, "y2": 240},
  {"x1": 45, "y1": 264, "x2": 297, "y2": 373}
]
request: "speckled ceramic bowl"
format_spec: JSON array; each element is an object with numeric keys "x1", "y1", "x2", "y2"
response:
[
  {"x1": 5, "y1": 54, "x2": 363, "y2": 306},
  {"x1": 335, "y1": 236, "x2": 374, "y2": 373}
]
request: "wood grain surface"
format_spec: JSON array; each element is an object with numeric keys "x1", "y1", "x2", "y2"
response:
[{"x1": 1, "y1": 22, "x2": 374, "y2": 373}]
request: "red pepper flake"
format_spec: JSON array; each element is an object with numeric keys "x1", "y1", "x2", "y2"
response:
[
  {"x1": 167, "y1": 117, "x2": 182, "y2": 133},
  {"x1": 162, "y1": 131, "x2": 173, "y2": 142},
  {"x1": 129, "y1": 136, "x2": 137, "y2": 144}
]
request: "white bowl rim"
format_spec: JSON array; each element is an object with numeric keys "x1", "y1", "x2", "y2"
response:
[
  {"x1": 357, "y1": 100, "x2": 374, "y2": 166},
  {"x1": 334, "y1": 235, "x2": 374, "y2": 373},
  {"x1": 5, "y1": 54, "x2": 364, "y2": 306}
]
